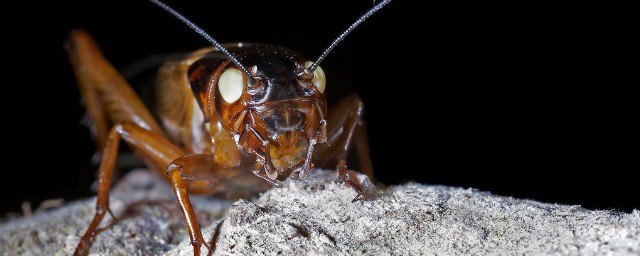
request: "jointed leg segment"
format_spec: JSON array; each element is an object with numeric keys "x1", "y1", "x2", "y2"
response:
[
  {"x1": 68, "y1": 31, "x2": 219, "y2": 255},
  {"x1": 314, "y1": 94, "x2": 375, "y2": 199}
]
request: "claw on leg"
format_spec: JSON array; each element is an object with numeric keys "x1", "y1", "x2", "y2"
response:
[
  {"x1": 337, "y1": 160, "x2": 369, "y2": 202},
  {"x1": 74, "y1": 205, "x2": 116, "y2": 256}
]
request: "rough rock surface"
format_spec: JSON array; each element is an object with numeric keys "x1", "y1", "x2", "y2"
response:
[{"x1": 1, "y1": 169, "x2": 638, "y2": 255}]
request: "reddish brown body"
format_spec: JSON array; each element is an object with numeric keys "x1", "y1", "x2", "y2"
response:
[{"x1": 66, "y1": 31, "x2": 373, "y2": 255}]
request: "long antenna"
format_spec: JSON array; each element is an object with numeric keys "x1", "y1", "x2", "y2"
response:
[
  {"x1": 308, "y1": 0, "x2": 392, "y2": 72},
  {"x1": 149, "y1": 0, "x2": 255, "y2": 84}
]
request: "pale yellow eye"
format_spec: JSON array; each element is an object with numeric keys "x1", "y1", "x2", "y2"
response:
[
  {"x1": 305, "y1": 61, "x2": 326, "y2": 93},
  {"x1": 219, "y1": 68, "x2": 244, "y2": 103}
]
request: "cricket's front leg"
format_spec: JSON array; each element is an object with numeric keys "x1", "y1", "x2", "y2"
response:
[
  {"x1": 314, "y1": 94, "x2": 374, "y2": 200},
  {"x1": 165, "y1": 153, "x2": 269, "y2": 255},
  {"x1": 166, "y1": 154, "x2": 236, "y2": 255}
]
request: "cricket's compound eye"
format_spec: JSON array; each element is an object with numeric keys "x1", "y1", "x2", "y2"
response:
[
  {"x1": 219, "y1": 68, "x2": 245, "y2": 103},
  {"x1": 305, "y1": 61, "x2": 326, "y2": 93}
]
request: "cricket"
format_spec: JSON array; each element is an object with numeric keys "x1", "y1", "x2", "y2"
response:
[{"x1": 66, "y1": 0, "x2": 391, "y2": 254}]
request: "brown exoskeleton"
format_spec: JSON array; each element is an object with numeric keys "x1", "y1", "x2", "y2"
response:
[{"x1": 67, "y1": 0, "x2": 391, "y2": 255}]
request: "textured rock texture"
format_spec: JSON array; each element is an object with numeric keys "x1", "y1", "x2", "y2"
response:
[{"x1": 1, "y1": 169, "x2": 638, "y2": 255}]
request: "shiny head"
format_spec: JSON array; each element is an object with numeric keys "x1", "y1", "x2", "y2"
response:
[{"x1": 188, "y1": 45, "x2": 328, "y2": 182}]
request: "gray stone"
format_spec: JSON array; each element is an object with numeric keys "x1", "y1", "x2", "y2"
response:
[{"x1": 1, "y1": 169, "x2": 638, "y2": 255}]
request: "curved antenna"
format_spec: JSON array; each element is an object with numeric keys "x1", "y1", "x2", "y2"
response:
[
  {"x1": 308, "y1": 0, "x2": 392, "y2": 72},
  {"x1": 149, "y1": 0, "x2": 255, "y2": 84}
]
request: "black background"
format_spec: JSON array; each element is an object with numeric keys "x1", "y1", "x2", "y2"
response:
[{"x1": 2, "y1": 1, "x2": 636, "y2": 215}]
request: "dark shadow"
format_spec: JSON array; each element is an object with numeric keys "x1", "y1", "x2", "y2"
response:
[{"x1": 207, "y1": 219, "x2": 225, "y2": 256}]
